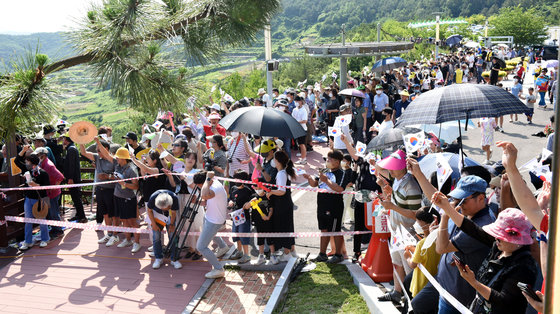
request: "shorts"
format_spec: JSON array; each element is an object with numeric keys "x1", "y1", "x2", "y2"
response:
[
  {"x1": 253, "y1": 219, "x2": 273, "y2": 246},
  {"x1": 389, "y1": 246, "x2": 413, "y2": 274},
  {"x1": 525, "y1": 108, "x2": 534, "y2": 117},
  {"x1": 115, "y1": 196, "x2": 137, "y2": 220},
  {"x1": 232, "y1": 217, "x2": 252, "y2": 245},
  {"x1": 96, "y1": 187, "x2": 115, "y2": 217},
  {"x1": 317, "y1": 206, "x2": 343, "y2": 231},
  {"x1": 296, "y1": 135, "x2": 306, "y2": 146}
]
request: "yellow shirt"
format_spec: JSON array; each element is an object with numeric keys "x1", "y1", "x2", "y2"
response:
[
  {"x1": 410, "y1": 237, "x2": 441, "y2": 297},
  {"x1": 455, "y1": 69, "x2": 463, "y2": 84}
]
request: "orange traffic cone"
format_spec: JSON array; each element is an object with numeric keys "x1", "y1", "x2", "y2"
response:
[{"x1": 361, "y1": 201, "x2": 393, "y2": 282}]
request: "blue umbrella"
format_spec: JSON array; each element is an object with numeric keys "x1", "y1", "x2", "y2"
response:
[
  {"x1": 371, "y1": 57, "x2": 407, "y2": 73},
  {"x1": 418, "y1": 152, "x2": 480, "y2": 184},
  {"x1": 446, "y1": 34, "x2": 463, "y2": 47}
]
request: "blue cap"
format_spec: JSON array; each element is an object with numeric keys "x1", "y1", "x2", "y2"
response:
[
  {"x1": 448, "y1": 175, "x2": 488, "y2": 200},
  {"x1": 413, "y1": 84, "x2": 420, "y2": 88}
]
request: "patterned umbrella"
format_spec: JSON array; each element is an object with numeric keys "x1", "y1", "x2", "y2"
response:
[
  {"x1": 367, "y1": 127, "x2": 422, "y2": 151},
  {"x1": 394, "y1": 84, "x2": 528, "y2": 127},
  {"x1": 371, "y1": 57, "x2": 408, "y2": 73},
  {"x1": 339, "y1": 88, "x2": 366, "y2": 98}
]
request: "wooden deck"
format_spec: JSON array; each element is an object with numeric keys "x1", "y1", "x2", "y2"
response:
[{"x1": 0, "y1": 225, "x2": 211, "y2": 313}]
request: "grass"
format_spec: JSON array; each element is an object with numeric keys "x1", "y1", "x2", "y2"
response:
[{"x1": 275, "y1": 263, "x2": 369, "y2": 313}]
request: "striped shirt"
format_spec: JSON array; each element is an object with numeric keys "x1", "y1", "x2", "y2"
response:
[
  {"x1": 227, "y1": 136, "x2": 250, "y2": 177},
  {"x1": 390, "y1": 173, "x2": 422, "y2": 230}
]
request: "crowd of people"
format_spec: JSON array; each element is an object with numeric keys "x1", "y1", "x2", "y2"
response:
[{"x1": 4, "y1": 44, "x2": 556, "y2": 313}]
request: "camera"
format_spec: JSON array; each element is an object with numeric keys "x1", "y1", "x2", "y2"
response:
[{"x1": 203, "y1": 156, "x2": 215, "y2": 171}]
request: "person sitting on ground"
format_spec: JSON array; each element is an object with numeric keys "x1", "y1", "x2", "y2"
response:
[
  {"x1": 147, "y1": 189, "x2": 182, "y2": 269},
  {"x1": 305, "y1": 149, "x2": 351, "y2": 264},
  {"x1": 194, "y1": 171, "x2": 230, "y2": 279}
]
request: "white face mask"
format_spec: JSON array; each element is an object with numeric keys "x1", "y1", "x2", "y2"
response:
[
  {"x1": 270, "y1": 159, "x2": 276, "y2": 168},
  {"x1": 328, "y1": 93, "x2": 333, "y2": 98},
  {"x1": 413, "y1": 221, "x2": 424, "y2": 235},
  {"x1": 376, "y1": 90, "x2": 382, "y2": 95},
  {"x1": 255, "y1": 189, "x2": 265, "y2": 196},
  {"x1": 344, "y1": 101, "x2": 351, "y2": 105},
  {"x1": 514, "y1": 79, "x2": 518, "y2": 83},
  {"x1": 107, "y1": 136, "x2": 113, "y2": 142}
]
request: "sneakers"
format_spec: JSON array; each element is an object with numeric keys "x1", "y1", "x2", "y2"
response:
[
  {"x1": 270, "y1": 254, "x2": 279, "y2": 265},
  {"x1": 106, "y1": 235, "x2": 119, "y2": 247},
  {"x1": 152, "y1": 258, "x2": 163, "y2": 269},
  {"x1": 147, "y1": 245, "x2": 153, "y2": 252},
  {"x1": 131, "y1": 242, "x2": 141, "y2": 253},
  {"x1": 170, "y1": 260, "x2": 183, "y2": 269},
  {"x1": 215, "y1": 246, "x2": 230, "y2": 258},
  {"x1": 230, "y1": 249, "x2": 243, "y2": 260},
  {"x1": 205, "y1": 268, "x2": 226, "y2": 279},
  {"x1": 327, "y1": 254, "x2": 344, "y2": 264},
  {"x1": 295, "y1": 159, "x2": 307, "y2": 164},
  {"x1": 312, "y1": 253, "x2": 328, "y2": 263},
  {"x1": 279, "y1": 253, "x2": 292, "y2": 262},
  {"x1": 256, "y1": 254, "x2": 266, "y2": 265},
  {"x1": 378, "y1": 290, "x2": 402, "y2": 303},
  {"x1": 20, "y1": 242, "x2": 33, "y2": 251},
  {"x1": 238, "y1": 254, "x2": 251, "y2": 264},
  {"x1": 191, "y1": 253, "x2": 202, "y2": 260},
  {"x1": 39, "y1": 241, "x2": 48, "y2": 248},
  {"x1": 98, "y1": 234, "x2": 111, "y2": 244},
  {"x1": 117, "y1": 239, "x2": 132, "y2": 248},
  {"x1": 149, "y1": 251, "x2": 155, "y2": 257}
]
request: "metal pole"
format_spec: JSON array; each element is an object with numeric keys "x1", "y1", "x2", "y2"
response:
[
  {"x1": 264, "y1": 24, "x2": 273, "y2": 107},
  {"x1": 544, "y1": 45, "x2": 560, "y2": 314},
  {"x1": 435, "y1": 14, "x2": 440, "y2": 60},
  {"x1": 340, "y1": 24, "x2": 347, "y2": 90},
  {"x1": 375, "y1": 23, "x2": 381, "y2": 63}
]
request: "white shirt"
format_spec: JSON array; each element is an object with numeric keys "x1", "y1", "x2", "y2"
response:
[
  {"x1": 292, "y1": 105, "x2": 308, "y2": 131},
  {"x1": 378, "y1": 120, "x2": 394, "y2": 134},
  {"x1": 276, "y1": 169, "x2": 288, "y2": 191},
  {"x1": 205, "y1": 180, "x2": 228, "y2": 224},
  {"x1": 333, "y1": 124, "x2": 352, "y2": 150}
]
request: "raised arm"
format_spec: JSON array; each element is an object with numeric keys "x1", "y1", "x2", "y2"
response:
[
  {"x1": 407, "y1": 158, "x2": 437, "y2": 200},
  {"x1": 95, "y1": 137, "x2": 114, "y2": 162},
  {"x1": 79, "y1": 144, "x2": 94, "y2": 161},
  {"x1": 130, "y1": 151, "x2": 160, "y2": 175}
]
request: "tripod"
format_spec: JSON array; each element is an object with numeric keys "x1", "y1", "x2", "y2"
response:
[{"x1": 163, "y1": 187, "x2": 202, "y2": 261}]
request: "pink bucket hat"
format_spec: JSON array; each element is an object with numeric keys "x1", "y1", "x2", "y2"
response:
[
  {"x1": 208, "y1": 113, "x2": 221, "y2": 120},
  {"x1": 482, "y1": 208, "x2": 533, "y2": 245},
  {"x1": 376, "y1": 150, "x2": 406, "y2": 171}
]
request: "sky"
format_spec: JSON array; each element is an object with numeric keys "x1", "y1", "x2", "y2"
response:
[{"x1": 0, "y1": 0, "x2": 103, "y2": 34}]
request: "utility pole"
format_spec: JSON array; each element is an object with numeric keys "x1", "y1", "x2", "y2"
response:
[
  {"x1": 484, "y1": 20, "x2": 489, "y2": 48},
  {"x1": 340, "y1": 24, "x2": 347, "y2": 89},
  {"x1": 433, "y1": 12, "x2": 443, "y2": 60},
  {"x1": 264, "y1": 23, "x2": 273, "y2": 107}
]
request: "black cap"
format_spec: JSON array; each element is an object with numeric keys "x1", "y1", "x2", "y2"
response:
[
  {"x1": 43, "y1": 125, "x2": 56, "y2": 134},
  {"x1": 122, "y1": 132, "x2": 138, "y2": 141},
  {"x1": 294, "y1": 96, "x2": 303, "y2": 102}
]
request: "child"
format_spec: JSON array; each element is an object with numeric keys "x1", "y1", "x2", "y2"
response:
[
  {"x1": 243, "y1": 185, "x2": 274, "y2": 265},
  {"x1": 519, "y1": 87, "x2": 537, "y2": 124},
  {"x1": 478, "y1": 117, "x2": 497, "y2": 164},
  {"x1": 228, "y1": 170, "x2": 254, "y2": 264}
]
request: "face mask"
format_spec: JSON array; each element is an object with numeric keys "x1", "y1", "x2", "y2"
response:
[
  {"x1": 344, "y1": 101, "x2": 351, "y2": 105},
  {"x1": 414, "y1": 89, "x2": 420, "y2": 93},
  {"x1": 514, "y1": 79, "x2": 518, "y2": 83},
  {"x1": 413, "y1": 221, "x2": 424, "y2": 235},
  {"x1": 376, "y1": 90, "x2": 382, "y2": 95},
  {"x1": 328, "y1": 93, "x2": 333, "y2": 98},
  {"x1": 270, "y1": 159, "x2": 276, "y2": 168},
  {"x1": 255, "y1": 189, "x2": 265, "y2": 196},
  {"x1": 341, "y1": 161, "x2": 348, "y2": 168}
]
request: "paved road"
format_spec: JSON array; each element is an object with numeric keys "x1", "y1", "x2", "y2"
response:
[{"x1": 290, "y1": 64, "x2": 552, "y2": 258}]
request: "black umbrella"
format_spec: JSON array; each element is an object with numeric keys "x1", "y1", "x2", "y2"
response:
[
  {"x1": 219, "y1": 106, "x2": 306, "y2": 138},
  {"x1": 367, "y1": 127, "x2": 422, "y2": 151},
  {"x1": 492, "y1": 56, "x2": 506, "y2": 69},
  {"x1": 394, "y1": 84, "x2": 528, "y2": 128},
  {"x1": 371, "y1": 57, "x2": 408, "y2": 73},
  {"x1": 445, "y1": 34, "x2": 463, "y2": 47}
]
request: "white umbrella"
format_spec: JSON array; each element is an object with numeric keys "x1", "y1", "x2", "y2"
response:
[
  {"x1": 410, "y1": 120, "x2": 475, "y2": 144},
  {"x1": 544, "y1": 60, "x2": 558, "y2": 68},
  {"x1": 463, "y1": 41, "x2": 480, "y2": 48}
]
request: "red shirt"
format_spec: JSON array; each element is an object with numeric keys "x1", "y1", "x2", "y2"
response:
[{"x1": 40, "y1": 158, "x2": 64, "y2": 199}]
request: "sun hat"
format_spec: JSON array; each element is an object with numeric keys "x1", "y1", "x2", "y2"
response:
[
  {"x1": 376, "y1": 150, "x2": 406, "y2": 171},
  {"x1": 210, "y1": 103, "x2": 221, "y2": 111},
  {"x1": 448, "y1": 175, "x2": 487, "y2": 200},
  {"x1": 208, "y1": 113, "x2": 221, "y2": 120},
  {"x1": 356, "y1": 85, "x2": 366, "y2": 91},
  {"x1": 275, "y1": 139, "x2": 284, "y2": 149},
  {"x1": 482, "y1": 208, "x2": 533, "y2": 245},
  {"x1": 375, "y1": 84, "x2": 383, "y2": 90},
  {"x1": 399, "y1": 90, "x2": 410, "y2": 97},
  {"x1": 139, "y1": 133, "x2": 155, "y2": 144},
  {"x1": 489, "y1": 175, "x2": 501, "y2": 188},
  {"x1": 254, "y1": 139, "x2": 277, "y2": 154},
  {"x1": 34, "y1": 147, "x2": 49, "y2": 155},
  {"x1": 365, "y1": 84, "x2": 373, "y2": 90},
  {"x1": 115, "y1": 147, "x2": 131, "y2": 160},
  {"x1": 339, "y1": 104, "x2": 352, "y2": 112},
  {"x1": 257, "y1": 88, "x2": 266, "y2": 96}
]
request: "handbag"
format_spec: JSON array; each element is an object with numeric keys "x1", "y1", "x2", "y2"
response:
[{"x1": 32, "y1": 191, "x2": 50, "y2": 219}]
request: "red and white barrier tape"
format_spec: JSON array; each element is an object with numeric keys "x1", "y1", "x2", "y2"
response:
[
  {"x1": 4, "y1": 216, "x2": 372, "y2": 238},
  {"x1": 0, "y1": 173, "x2": 357, "y2": 195}
]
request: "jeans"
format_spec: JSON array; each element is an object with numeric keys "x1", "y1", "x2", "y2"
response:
[
  {"x1": 411, "y1": 282, "x2": 439, "y2": 314},
  {"x1": 438, "y1": 297, "x2": 461, "y2": 314},
  {"x1": 281, "y1": 137, "x2": 291, "y2": 157},
  {"x1": 48, "y1": 195, "x2": 62, "y2": 233},
  {"x1": 196, "y1": 218, "x2": 227, "y2": 270},
  {"x1": 24, "y1": 197, "x2": 50, "y2": 244},
  {"x1": 152, "y1": 225, "x2": 177, "y2": 260},
  {"x1": 539, "y1": 91, "x2": 547, "y2": 107}
]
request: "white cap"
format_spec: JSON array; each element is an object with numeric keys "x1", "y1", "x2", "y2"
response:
[
  {"x1": 210, "y1": 103, "x2": 221, "y2": 111},
  {"x1": 274, "y1": 139, "x2": 284, "y2": 149}
]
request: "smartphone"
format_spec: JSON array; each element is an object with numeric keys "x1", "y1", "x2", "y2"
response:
[
  {"x1": 517, "y1": 282, "x2": 541, "y2": 301},
  {"x1": 236, "y1": 158, "x2": 243, "y2": 162},
  {"x1": 452, "y1": 253, "x2": 466, "y2": 271}
]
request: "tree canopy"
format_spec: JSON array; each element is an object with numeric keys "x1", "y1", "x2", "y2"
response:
[{"x1": 489, "y1": 6, "x2": 548, "y2": 47}]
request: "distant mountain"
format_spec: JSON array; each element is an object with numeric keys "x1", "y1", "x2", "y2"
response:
[{"x1": 0, "y1": 32, "x2": 75, "y2": 67}]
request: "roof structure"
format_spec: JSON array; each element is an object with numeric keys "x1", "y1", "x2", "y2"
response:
[{"x1": 304, "y1": 41, "x2": 415, "y2": 58}]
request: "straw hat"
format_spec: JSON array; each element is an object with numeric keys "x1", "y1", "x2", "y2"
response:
[
  {"x1": 32, "y1": 198, "x2": 49, "y2": 219},
  {"x1": 68, "y1": 121, "x2": 97, "y2": 144}
]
